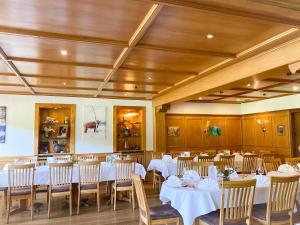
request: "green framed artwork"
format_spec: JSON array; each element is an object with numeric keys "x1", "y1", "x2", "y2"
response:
[{"x1": 209, "y1": 126, "x2": 221, "y2": 136}]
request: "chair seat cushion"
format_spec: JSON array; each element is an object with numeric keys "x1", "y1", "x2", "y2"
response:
[
  {"x1": 253, "y1": 204, "x2": 290, "y2": 221},
  {"x1": 199, "y1": 210, "x2": 247, "y2": 225},
  {"x1": 81, "y1": 184, "x2": 98, "y2": 190},
  {"x1": 149, "y1": 204, "x2": 181, "y2": 220},
  {"x1": 10, "y1": 189, "x2": 31, "y2": 196},
  {"x1": 51, "y1": 185, "x2": 70, "y2": 193},
  {"x1": 113, "y1": 181, "x2": 132, "y2": 187}
]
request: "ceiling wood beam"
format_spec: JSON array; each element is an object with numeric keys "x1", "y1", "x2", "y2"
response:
[
  {"x1": 262, "y1": 89, "x2": 300, "y2": 94},
  {"x1": 147, "y1": 0, "x2": 300, "y2": 26},
  {"x1": 153, "y1": 37, "x2": 300, "y2": 106},
  {"x1": 135, "y1": 44, "x2": 236, "y2": 58},
  {"x1": 0, "y1": 48, "x2": 35, "y2": 94},
  {"x1": 7, "y1": 57, "x2": 113, "y2": 69},
  {"x1": 94, "y1": 4, "x2": 164, "y2": 97},
  {"x1": 0, "y1": 25, "x2": 127, "y2": 46},
  {"x1": 119, "y1": 66, "x2": 197, "y2": 75}
]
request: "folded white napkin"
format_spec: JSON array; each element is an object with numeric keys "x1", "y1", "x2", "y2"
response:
[
  {"x1": 166, "y1": 175, "x2": 182, "y2": 188},
  {"x1": 162, "y1": 155, "x2": 172, "y2": 162},
  {"x1": 172, "y1": 157, "x2": 178, "y2": 163},
  {"x1": 255, "y1": 175, "x2": 269, "y2": 186},
  {"x1": 197, "y1": 178, "x2": 219, "y2": 189},
  {"x1": 278, "y1": 164, "x2": 295, "y2": 173},
  {"x1": 208, "y1": 165, "x2": 218, "y2": 180},
  {"x1": 228, "y1": 171, "x2": 239, "y2": 180},
  {"x1": 200, "y1": 153, "x2": 209, "y2": 156},
  {"x1": 183, "y1": 170, "x2": 200, "y2": 181}
]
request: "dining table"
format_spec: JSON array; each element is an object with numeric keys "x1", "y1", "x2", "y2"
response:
[
  {"x1": 159, "y1": 173, "x2": 300, "y2": 225},
  {"x1": 0, "y1": 162, "x2": 146, "y2": 187},
  {"x1": 147, "y1": 153, "x2": 263, "y2": 179}
]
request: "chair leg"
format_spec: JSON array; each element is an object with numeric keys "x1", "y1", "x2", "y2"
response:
[
  {"x1": 6, "y1": 197, "x2": 10, "y2": 224},
  {"x1": 69, "y1": 193, "x2": 72, "y2": 216},
  {"x1": 3, "y1": 191, "x2": 7, "y2": 217},
  {"x1": 113, "y1": 188, "x2": 117, "y2": 211},
  {"x1": 97, "y1": 188, "x2": 100, "y2": 212},
  {"x1": 132, "y1": 187, "x2": 135, "y2": 209},
  {"x1": 77, "y1": 190, "x2": 80, "y2": 215},
  {"x1": 31, "y1": 193, "x2": 34, "y2": 220},
  {"x1": 289, "y1": 211, "x2": 293, "y2": 225},
  {"x1": 47, "y1": 194, "x2": 51, "y2": 218}
]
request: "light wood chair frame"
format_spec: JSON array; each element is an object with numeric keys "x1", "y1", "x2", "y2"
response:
[
  {"x1": 285, "y1": 157, "x2": 300, "y2": 166},
  {"x1": 214, "y1": 161, "x2": 227, "y2": 170},
  {"x1": 132, "y1": 173, "x2": 180, "y2": 225},
  {"x1": 151, "y1": 152, "x2": 164, "y2": 192},
  {"x1": 263, "y1": 158, "x2": 282, "y2": 173},
  {"x1": 48, "y1": 162, "x2": 73, "y2": 218},
  {"x1": 177, "y1": 156, "x2": 194, "y2": 177},
  {"x1": 77, "y1": 160, "x2": 101, "y2": 214},
  {"x1": 242, "y1": 154, "x2": 258, "y2": 174},
  {"x1": 198, "y1": 155, "x2": 215, "y2": 162},
  {"x1": 6, "y1": 163, "x2": 35, "y2": 224},
  {"x1": 111, "y1": 160, "x2": 135, "y2": 211},
  {"x1": 220, "y1": 155, "x2": 235, "y2": 168},
  {"x1": 53, "y1": 154, "x2": 73, "y2": 162},
  {"x1": 253, "y1": 175, "x2": 300, "y2": 225},
  {"x1": 202, "y1": 150, "x2": 217, "y2": 157},
  {"x1": 192, "y1": 161, "x2": 213, "y2": 177}
]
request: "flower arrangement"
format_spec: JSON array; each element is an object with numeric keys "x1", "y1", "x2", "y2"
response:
[
  {"x1": 107, "y1": 154, "x2": 120, "y2": 164},
  {"x1": 218, "y1": 168, "x2": 235, "y2": 180}
]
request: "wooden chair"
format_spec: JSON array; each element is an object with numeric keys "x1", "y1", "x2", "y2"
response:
[
  {"x1": 242, "y1": 154, "x2": 258, "y2": 174},
  {"x1": 198, "y1": 155, "x2": 214, "y2": 162},
  {"x1": 198, "y1": 179, "x2": 256, "y2": 225},
  {"x1": 132, "y1": 173, "x2": 180, "y2": 225},
  {"x1": 259, "y1": 150, "x2": 272, "y2": 157},
  {"x1": 220, "y1": 155, "x2": 235, "y2": 168},
  {"x1": 6, "y1": 163, "x2": 35, "y2": 224},
  {"x1": 151, "y1": 152, "x2": 164, "y2": 192},
  {"x1": 170, "y1": 151, "x2": 181, "y2": 158},
  {"x1": 213, "y1": 161, "x2": 227, "y2": 170},
  {"x1": 261, "y1": 154, "x2": 275, "y2": 161},
  {"x1": 16, "y1": 156, "x2": 37, "y2": 164},
  {"x1": 263, "y1": 158, "x2": 281, "y2": 173},
  {"x1": 77, "y1": 154, "x2": 97, "y2": 161},
  {"x1": 285, "y1": 157, "x2": 300, "y2": 166},
  {"x1": 53, "y1": 154, "x2": 72, "y2": 162},
  {"x1": 192, "y1": 161, "x2": 213, "y2": 177},
  {"x1": 202, "y1": 150, "x2": 217, "y2": 157},
  {"x1": 77, "y1": 161, "x2": 101, "y2": 214},
  {"x1": 48, "y1": 162, "x2": 73, "y2": 218},
  {"x1": 177, "y1": 157, "x2": 194, "y2": 177},
  {"x1": 111, "y1": 160, "x2": 135, "y2": 211},
  {"x1": 253, "y1": 175, "x2": 300, "y2": 225}
]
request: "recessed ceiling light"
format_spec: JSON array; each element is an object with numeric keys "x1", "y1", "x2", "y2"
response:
[
  {"x1": 247, "y1": 83, "x2": 251, "y2": 87},
  {"x1": 206, "y1": 33, "x2": 214, "y2": 39},
  {"x1": 124, "y1": 93, "x2": 128, "y2": 96},
  {"x1": 60, "y1": 49, "x2": 68, "y2": 56},
  {"x1": 63, "y1": 82, "x2": 66, "y2": 86},
  {"x1": 147, "y1": 76, "x2": 152, "y2": 80},
  {"x1": 237, "y1": 98, "x2": 240, "y2": 102},
  {"x1": 198, "y1": 97, "x2": 203, "y2": 100},
  {"x1": 293, "y1": 86, "x2": 299, "y2": 91}
]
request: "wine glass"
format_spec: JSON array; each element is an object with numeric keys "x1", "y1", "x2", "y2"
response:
[{"x1": 257, "y1": 166, "x2": 264, "y2": 176}]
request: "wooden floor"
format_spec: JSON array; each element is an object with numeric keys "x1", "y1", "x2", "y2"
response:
[{"x1": 0, "y1": 184, "x2": 299, "y2": 225}]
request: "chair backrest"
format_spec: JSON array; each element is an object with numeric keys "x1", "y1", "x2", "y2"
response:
[
  {"x1": 8, "y1": 164, "x2": 35, "y2": 192},
  {"x1": 152, "y1": 152, "x2": 163, "y2": 159},
  {"x1": 202, "y1": 150, "x2": 217, "y2": 157},
  {"x1": 220, "y1": 179, "x2": 256, "y2": 224},
  {"x1": 78, "y1": 161, "x2": 100, "y2": 185},
  {"x1": 192, "y1": 161, "x2": 213, "y2": 177},
  {"x1": 261, "y1": 154, "x2": 275, "y2": 161},
  {"x1": 259, "y1": 150, "x2": 272, "y2": 157},
  {"x1": 170, "y1": 151, "x2": 180, "y2": 158},
  {"x1": 114, "y1": 160, "x2": 135, "y2": 182},
  {"x1": 220, "y1": 155, "x2": 235, "y2": 168},
  {"x1": 177, "y1": 156, "x2": 194, "y2": 176},
  {"x1": 49, "y1": 162, "x2": 73, "y2": 187},
  {"x1": 77, "y1": 154, "x2": 97, "y2": 161},
  {"x1": 214, "y1": 161, "x2": 227, "y2": 170},
  {"x1": 285, "y1": 157, "x2": 300, "y2": 166},
  {"x1": 267, "y1": 176, "x2": 300, "y2": 218},
  {"x1": 198, "y1": 155, "x2": 214, "y2": 162},
  {"x1": 263, "y1": 158, "x2": 281, "y2": 173},
  {"x1": 132, "y1": 173, "x2": 150, "y2": 225},
  {"x1": 16, "y1": 156, "x2": 37, "y2": 164},
  {"x1": 53, "y1": 154, "x2": 72, "y2": 162},
  {"x1": 242, "y1": 155, "x2": 258, "y2": 173}
]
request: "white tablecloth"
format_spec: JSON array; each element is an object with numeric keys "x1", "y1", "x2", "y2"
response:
[
  {"x1": 0, "y1": 162, "x2": 146, "y2": 187},
  {"x1": 147, "y1": 159, "x2": 177, "y2": 178},
  {"x1": 160, "y1": 175, "x2": 300, "y2": 225}
]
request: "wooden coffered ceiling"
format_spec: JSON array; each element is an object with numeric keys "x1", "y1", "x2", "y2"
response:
[{"x1": 0, "y1": 0, "x2": 299, "y2": 101}]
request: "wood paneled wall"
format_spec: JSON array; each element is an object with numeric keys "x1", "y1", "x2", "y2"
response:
[
  {"x1": 161, "y1": 111, "x2": 292, "y2": 157},
  {"x1": 165, "y1": 114, "x2": 243, "y2": 152}
]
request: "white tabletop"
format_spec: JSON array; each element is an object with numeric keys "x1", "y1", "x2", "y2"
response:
[
  {"x1": 160, "y1": 175, "x2": 300, "y2": 225},
  {"x1": 0, "y1": 162, "x2": 146, "y2": 188}
]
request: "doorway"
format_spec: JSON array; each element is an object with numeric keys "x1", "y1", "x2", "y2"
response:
[{"x1": 292, "y1": 112, "x2": 300, "y2": 157}]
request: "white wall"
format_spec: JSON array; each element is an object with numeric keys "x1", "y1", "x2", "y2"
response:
[
  {"x1": 241, "y1": 94, "x2": 300, "y2": 114},
  {"x1": 167, "y1": 102, "x2": 241, "y2": 115},
  {"x1": 0, "y1": 94, "x2": 153, "y2": 157}
]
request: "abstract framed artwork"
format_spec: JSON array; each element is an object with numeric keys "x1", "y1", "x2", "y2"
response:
[
  {"x1": 83, "y1": 106, "x2": 106, "y2": 138},
  {"x1": 277, "y1": 125, "x2": 285, "y2": 136},
  {"x1": 167, "y1": 126, "x2": 180, "y2": 137},
  {"x1": 209, "y1": 126, "x2": 221, "y2": 136},
  {"x1": 0, "y1": 106, "x2": 6, "y2": 143}
]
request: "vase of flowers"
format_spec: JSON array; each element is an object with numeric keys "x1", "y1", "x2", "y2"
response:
[{"x1": 218, "y1": 168, "x2": 235, "y2": 181}]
